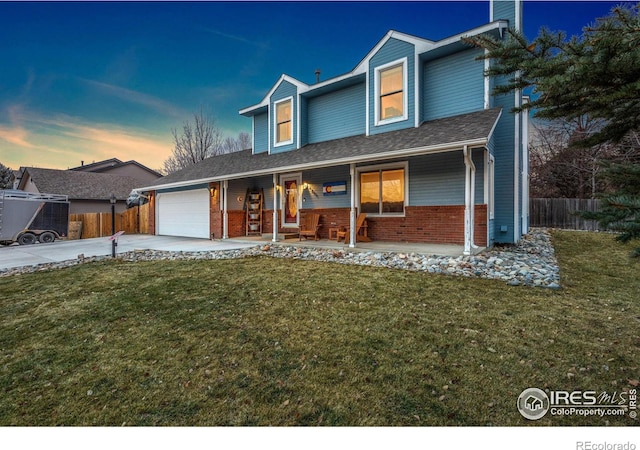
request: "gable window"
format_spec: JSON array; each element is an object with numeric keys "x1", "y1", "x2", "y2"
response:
[
  {"x1": 274, "y1": 97, "x2": 293, "y2": 145},
  {"x1": 375, "y1": 58, "x2": 408, "y2": 126},
  {"x1": 358, "y1": 163, "x2": 407, "y2": 215}
]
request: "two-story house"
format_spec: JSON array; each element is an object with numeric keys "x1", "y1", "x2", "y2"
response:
[{"x1": 138, "y1": 0, "x2": 528, "y2": 254}]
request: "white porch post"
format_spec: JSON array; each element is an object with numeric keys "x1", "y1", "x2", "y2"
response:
[
  {"x1": 521, "y1": 97, "x2": 530, "y2": 235},
  {"x1": 463, "y1": 146, "x2": 477, "y2": 255},
  {"x1": 349, "y1": 163, "x2": 356, "y2": 248},
  {"x1": 222, "y1": 179, "x2": 229, "y2": 239},
  {"x1": 272, "y1": 173, "x2": 278, "y2": 242}
]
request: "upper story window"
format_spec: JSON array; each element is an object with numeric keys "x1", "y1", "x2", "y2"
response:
[
  {"x1": 274, "y1": 97, "x2": 293, "y2": 146},
  {"x1": 375, "y1": 58, "x2": 408, "y2": 126}
]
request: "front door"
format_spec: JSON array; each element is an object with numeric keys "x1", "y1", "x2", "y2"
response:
[{"x1": 280, "y1": 173, "x2": 301, "y2": 228}]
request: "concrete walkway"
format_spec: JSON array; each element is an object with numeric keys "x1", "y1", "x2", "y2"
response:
[
  {"x1": 0, "y1": 234, "x2": 258, "y2": 271},
  {"x1": 0, "y1": 233, "x2": 468, "y2": 272}
]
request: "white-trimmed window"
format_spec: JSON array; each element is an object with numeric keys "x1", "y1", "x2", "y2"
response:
[
  {"x1": 358, "y1": 162, "x2": 408, "y2": 216},
  {"x1": 274, "y1": 97, "x2": 293, "y2": 146},
  {"x1": 375, "y1": 58, "x2": 408, "y2": 126}
]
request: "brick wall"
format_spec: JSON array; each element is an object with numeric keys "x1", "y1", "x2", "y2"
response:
[
  {"x1": 365, "y1": 205, "x2": 487, "y2": 246},
  {"x1": 263, "y1": 209, "x2": 278, "y2": 234},
  {"x1": 227, "y1": 208, "x2": 347, "y2": 238},
  {"x1": 298, "y1": 205, "x2": 487, "y2": 246},
  {"x1": 227, "y1": 210, "x2": 245, "y2": 238},
  {"x1": 220, "y1": 204, "x2": 487, "y2": 246},
  {"x1": 299, "y1": 208, "x2": 351, "y2": 240},
  {"x1": 227, "y1": 209, "x2": 280, "y2": 237},
  {"x1": 209, "y1": 182, "x2": 222, "y2": 239},
  {"x1": 474, "y1": 205, "x2": 488, "y2": 247},
  {"x1": 148, "y1": 191, "x2": 156, "y2": 235}
]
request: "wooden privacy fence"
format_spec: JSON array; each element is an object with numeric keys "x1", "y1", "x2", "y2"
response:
[
  {"x1": 69, "y1": 203, "x2": 150, "y2": 239},
  {"x1": 529, "y1": 198, "x2": 602, "y2": 231}
]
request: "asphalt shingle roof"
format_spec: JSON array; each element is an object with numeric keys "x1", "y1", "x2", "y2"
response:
[
  {"x1": 143, "y1": 107, "x2": 502, "y2": 190},
  {"x1": 69, "y1": 158, "x2": 163, "y2": 177},
  {"x1": 23, "y1": 168, "x2": 141, "y2": 200}
]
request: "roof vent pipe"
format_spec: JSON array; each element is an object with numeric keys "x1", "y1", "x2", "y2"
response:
[{"x1": 315, "y1": 69, "x2": 321, "y2": 83}]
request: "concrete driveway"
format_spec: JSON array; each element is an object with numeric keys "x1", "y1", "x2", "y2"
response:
[{"x1": 0, "y1": 234, "x2": 259, "y2": 271}]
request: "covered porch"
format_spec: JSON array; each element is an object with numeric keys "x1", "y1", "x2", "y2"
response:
[{"x1": 214, "y1": 142, "x2": 491, "y2": 256}]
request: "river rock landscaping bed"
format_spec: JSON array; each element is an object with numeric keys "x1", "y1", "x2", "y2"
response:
[{"x1": 0, "y1": 228, "x2": 560, "y2": 288}]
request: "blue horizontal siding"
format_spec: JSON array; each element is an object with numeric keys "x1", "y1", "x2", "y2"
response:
[
  {"x1": 492, "y1": 0, "x2": 516, "y2": 22},
  {"x1": 253, "y1": 113, "x2": 268, "y2": 154},
  {"x1": 227, "y1": 176, "x2": 274, "y2": 211},
  {"x1": 486, "y1": 133, "x2": 496, "y2": 156},
  {"x1": 270, "y1": 81, "x2": 298, "y2": 154},
  {"x1": 226, "y1": 179, "x2": 247, "y2": 211},
  {"x1": 300, "y1": 166, "x2": 351, "y2": 209},
  {"x1": 307, "y1": 83, "x2": 366, "y2": 143},
  {"x1": 300, "y1": 96, "x2": 308, "y2": 146},
  {"x1": 487, "y1": 134, "x2": 496, "y2": 245},
  {"x1": 487, "y1": 0, "x2": 520, "y2": 244},
  {"x1": 422, "y1": 48, "x2": 485, "y2": 122},
  {"x1": 369, "y1": 38, "x2": 415, "y2": 135},
  {"x1": 409, "y1": 151, "x2": 484, "y2": 206},
  {"x1": 473, "y1": 149, "x2": 485, "y2": 205},
  {"x1": 492, "y1": 85, "x2": 516, "y2": 243}
]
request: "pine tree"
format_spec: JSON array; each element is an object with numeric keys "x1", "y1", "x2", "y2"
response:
[
  {"x1": 580, "y1": 163, "x2": 640, "y2": 257},
  {"x1": 464, "y1": 3, "x2": 640, "y2": 257},
  {"x1": 464, "y1": 3, "x2": 640, "y2": 147},
  {"x1": 0, "y1": 162, "x2": 13, "y2": 189}
]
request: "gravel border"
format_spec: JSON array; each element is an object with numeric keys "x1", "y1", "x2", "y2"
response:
[{"x1": 0, "y1": 228, "x2": 560, "y2": 288}]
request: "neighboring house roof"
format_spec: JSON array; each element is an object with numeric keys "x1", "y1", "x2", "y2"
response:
[
  {"x1": 69, "y1": 158, "x2": 122, "y2": 171},
  {"x1": 69, "y1": 158, "x2": 163, "y2": 178},
  {"x1": 140, "y1": 107, "x2": 502, "y2": 191},
  {"x1": 19, "y1": 167, "x2": 141, "y2": 201}
]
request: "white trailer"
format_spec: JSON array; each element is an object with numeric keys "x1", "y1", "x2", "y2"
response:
[{"x1": 0, "y1": 190, "x2": 70, "y2": 245}]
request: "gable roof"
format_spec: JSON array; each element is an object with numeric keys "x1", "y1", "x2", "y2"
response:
[
  {"x1": 240, "y1": 22, "x2": 508, "y2": 117},
  {"x1": 139, "y1": 107, "x2": 502, "y2": 192},
  {"x1": 69, "y1": 158, "x2": 162, "y2": 177},
  {"x1": 69, "y1": 158, "x2": 122, "y2": 171},
  {"x1": 351, "y1": 30, "x2": 434, "y2": 74},
  {"x1": 20, "y1": 167, "x2": 141, "y2": 201}
]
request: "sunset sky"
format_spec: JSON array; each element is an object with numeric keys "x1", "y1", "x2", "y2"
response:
[{"x1": 0, "y1": 1, "x2": 625, "y2": 172}]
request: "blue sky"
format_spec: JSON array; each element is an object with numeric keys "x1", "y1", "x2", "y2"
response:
[{"x1": 0, "y1": 1, "x2": 626, "y2": 171}]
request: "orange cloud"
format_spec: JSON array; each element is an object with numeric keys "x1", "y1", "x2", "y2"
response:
[
  {"x1": 59, "y1": 122, "x2": 172, "y2": 170},
  {"x1": 0, "y1": 111, "x2": 172, "y2": 171},
  {"x1": 0, "y1": 124, "x2": 34, "y2": 149}
]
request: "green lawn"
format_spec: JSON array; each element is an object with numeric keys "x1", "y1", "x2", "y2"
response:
[{"x1": 0, "y1": 230, "x2": 637, "y2": 426}]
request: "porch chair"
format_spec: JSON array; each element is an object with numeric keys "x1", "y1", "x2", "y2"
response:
[
  {"x1": 299, "y1": 213, "x2": 321, "y2": 241},
  {"x1": 337, "y1": 213, "x2": 371, "y2": 244}
]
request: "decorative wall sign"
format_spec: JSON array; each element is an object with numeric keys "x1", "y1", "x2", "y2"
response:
[{"x1": 322, "y1": 181, "x2": 347, "y2": 196}]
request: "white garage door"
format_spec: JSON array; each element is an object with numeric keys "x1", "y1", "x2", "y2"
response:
[{"x1": 157, "y1": 189, "x2": 210, "y2": 238}]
